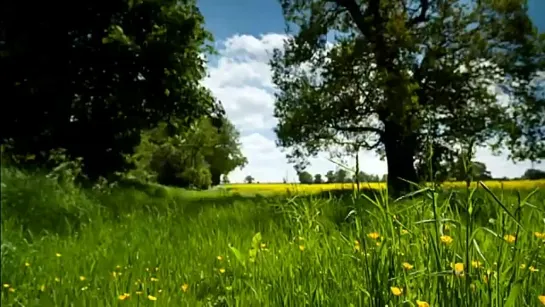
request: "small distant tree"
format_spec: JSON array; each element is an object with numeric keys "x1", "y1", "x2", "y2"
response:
[
  {"x1": 451, "y1": 159, "x2": 492, "y2": 182},
  {"x1": 221, "y1": 175, "x2": 230, "y2": 184},
  {"x1": 244, "y1": 175, "x2": 255, "y2": 184},
  {"x1": 354, "y1": 171, "x2": 381, "y2": 183},
  {"x1": 335, "y1": 169, "x2": 348, "y2": 183},
  {"x1": 298, "y1": 171, "x2": 314, "y2": 184},
  {"x1": 313, "y1": 174, "x2": 323, "y2": 184},
  {"x1": 325, "y1": 170, "x2": 336, "y2": 183},
  {"x1": 522, "y1": 168, "x2": 545, "y2": 180}
]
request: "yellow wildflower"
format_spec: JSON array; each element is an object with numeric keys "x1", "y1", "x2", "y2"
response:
[
  {"x1": 118, "y1": 293, "x2": 130, "y2": 301},
  {"x1": 219, "y1": 268, "x2": 226, "y2": 274},
  {"x1": 79, "y1": 276, "x2": 86, "y2": 281},
  {"x1": 535, "y1": 232, "x2": 545, "y2": 239},
  {"x1": 299, "y1": 245, "x2": 305, "y2": 251},
  {"x1": 260, "y1": 243, "x2": 267, "y2": 249},
  {"x1": 25, "y1": 262, "x2": 30, "y2": 267},
  {"x1": 529, "y1": 266, "x2": 539, "y2": 272},
  {"x1": 453, "y1": 262, "x2": 464, "y2": 276},
  {"x1": 147, "y1": 295, "x2": 157, "y2": 301},
  {"x1": 8, "y1": 288, "x2": 15, "y2": 293},
  {"x1": 539, "y1": 295, "x2": 545, "y2": 305},
  {"x1": 181, "y1": 283, "x2": 189, "y2": 292},
  {"x1": 55, "y1": 253, "x2": 62, "y2": 258},
  {"x1": 390, "y1": 286, "x2": 403, "y2": 296},
  {"x1": 367, "y1": 232, "x2": 380, "y2": 240},
  {"x1": 354, "y1": 240, "x2": 361, "y2": 252},
  {"x1": 504, "y1": 234, "x2": 516, "y2": 244},
  {"x1": 402, "y1": 262, "x2": 414, "y2": 270},
  {"x1": 150, "y1": 277, "x2": 159, "y2": 282},
  {"x1": 416, "y1": 300, "x2": 430, "y2": 307},
  {"x1": 217, "y1": 255, "x2": 223, "y2": 261},
  {"x1": 158, "y1": 289, "x2": 163, "y2": 293},
  {"x1": 3, "y1": 284, "x2": 9, "y2": 288},
  {"x1": 471, "y1": 260, "x2": 483, "y2": 268},
  {"x1": 520, "y1": 264, "x2": 527, "y2": 269},
  {"x1": 440, "y1": 235, "x2": 453, "y2": 245},
  {"x1": 54, "y1": 277, "x2": 60, "y2": 282}
]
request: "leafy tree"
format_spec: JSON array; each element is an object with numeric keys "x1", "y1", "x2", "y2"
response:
[
  {"x1": 128, "y1": 115, "x2": 245, "y2": 188},
  {"x1": 335, "y1": 169, "x2": 348, "y2": 183},
  {"x1": 272, "y1": 0, "x2": 545, "y2": 195},
  {"x1": 450, "y1": 160, "x2": 493, "y2": 182},
  {"x1": 325, "y1": 170, "x2": 336, "y2": 183},
  {"x1": 298, "y1": 171, "x2": 314, "y2": 184},
  {"x1": 522, "y1": 168, "x2": 545, "y2": 180},
  {"x1": 354, "y1": 171, "x2": 380, "y2": 182},
  {"x1": 203, "y1": 114, "x2": 248, "y2": 185},
  {"x1": 1, "y1": 0, "x2": 215, "y2": 179},
  {"x1": 314, "y1": 174, "x2": 323, "y2": 184},
  {"x1": 244, "y1": 175, "x2": 255, "y2": 184}
]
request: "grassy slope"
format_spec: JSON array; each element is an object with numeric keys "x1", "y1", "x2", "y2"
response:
[{"x1": 1, "y1": 167, "x2": 545, "y2": 306}]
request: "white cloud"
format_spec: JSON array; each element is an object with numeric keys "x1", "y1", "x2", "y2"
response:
[{"x1": 203, "y1": 33, "x2": 544, "y2": 183}]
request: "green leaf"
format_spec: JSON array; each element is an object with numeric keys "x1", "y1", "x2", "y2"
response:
[
  {"x1": 228, "y1": 246, "x2": 245, "y2": 268},
  {"x1": 251, "y1": 232, "x2": 262, "y2": 250}
]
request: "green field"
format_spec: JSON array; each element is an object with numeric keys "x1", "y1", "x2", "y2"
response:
[{"x1": 2, "y1": 167, "x2": 545, "y2": 306}]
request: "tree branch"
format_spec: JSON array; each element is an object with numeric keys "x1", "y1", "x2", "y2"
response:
[
  {"x1": 331, "y1": 124, "x2": 384, "y2": 135},
  {"x1": 332, "y1": 0, "x2": 379, "y2": 39},
  {"x1": 333, "y1": 138, "x2": 382, "y2": 150}
]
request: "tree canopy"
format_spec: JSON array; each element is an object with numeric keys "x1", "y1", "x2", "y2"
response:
[
  {"x1": 522, "y1": 168, "x2": 545, "y2": 180},
  {"x1": 271, "y1": 0, "x2": 545, "y2": 194},
  {"x1": 298, "y1": 171, "x2": 314, "y2": 183},
  {"x1": 128, "y1": 111, "x2": 247, "y2": 188},
  {"x1": 1, "y1": 0, "x2": 216, "y2": 179}
]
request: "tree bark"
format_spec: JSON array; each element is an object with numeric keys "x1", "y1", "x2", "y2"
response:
[
  {"x1": 383, "y1": 121, "x2": 418, "y2": 197},
  {"x1": 210, "y1": 169, "x2": 221, "y2": 186}
]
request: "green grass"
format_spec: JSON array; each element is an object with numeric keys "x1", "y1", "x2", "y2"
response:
[{"x1": 2, "y1": 167, "x2": 545, "y2": 306}]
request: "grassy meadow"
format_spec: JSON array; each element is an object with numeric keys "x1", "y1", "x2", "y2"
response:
[{"x1": 2, "y1": 167, "x2": 545, "y2": 306}]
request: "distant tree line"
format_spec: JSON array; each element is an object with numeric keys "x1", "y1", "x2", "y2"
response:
[{"x1": 290, "y1": 163, "x2": 545, "y2": 185}]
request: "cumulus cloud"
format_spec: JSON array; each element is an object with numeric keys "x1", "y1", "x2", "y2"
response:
[{"x1": 203, "y1": 33, "x2": 543, "y2": 183}]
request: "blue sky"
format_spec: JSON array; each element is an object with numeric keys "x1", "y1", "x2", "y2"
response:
[{"x1": 197, "y1": 0, "x2": 545, "y2": 183}]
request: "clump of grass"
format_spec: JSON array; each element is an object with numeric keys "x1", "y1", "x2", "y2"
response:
[{"x1": 1, "y1": 168, "x2": 545, "y2": 306}]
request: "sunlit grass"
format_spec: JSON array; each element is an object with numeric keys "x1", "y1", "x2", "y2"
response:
[{"x1": 2, "y1": 168, "x2": 545, "y2": 306}]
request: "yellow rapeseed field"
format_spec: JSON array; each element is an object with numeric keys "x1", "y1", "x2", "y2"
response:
[{"x1": 224, "y1": 180, "x2": 545, "y2": 194}]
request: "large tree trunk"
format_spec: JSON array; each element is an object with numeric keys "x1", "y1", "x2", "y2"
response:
[
  {"x1": 383, "y1": 121, "x2": 419, "y2": 197},
  {"x1": 210, "y1": 169, "x2": 221, "y2": 186}
]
